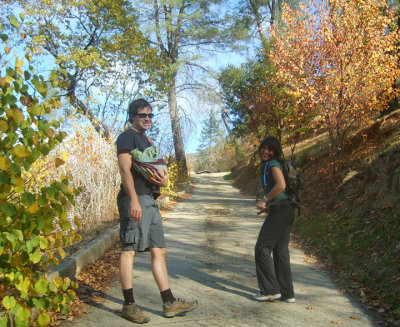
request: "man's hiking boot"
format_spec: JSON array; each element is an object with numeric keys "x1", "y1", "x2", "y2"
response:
[
  {"x1": 252, "y1": 291, "x2": 281, "y2": 302},
  {"x1": 121, "y1": 303, "x2": 150, "y2": 324},
  {"x1": 163, "y1": 298, "x2": 198, "y2": 318}
]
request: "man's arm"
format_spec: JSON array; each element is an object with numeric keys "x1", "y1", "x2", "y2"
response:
[{"x1": 118, "y1": 152, "x2": 142, "y2": 221}]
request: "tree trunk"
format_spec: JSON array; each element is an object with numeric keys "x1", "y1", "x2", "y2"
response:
[
  {"x1": 221, "y1": 111, "x2": 233, "y2": 139},
  {"x1": 66, "y1": 79, "x2": 111, "y2": 140},
  {"x1": 249, "y1": 0, "x2": 269, "y2": 49},
  {"x1": 167, "y1": 76, "x2": 188, "y2": 174}
]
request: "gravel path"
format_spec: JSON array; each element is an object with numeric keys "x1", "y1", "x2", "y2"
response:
[{"x1": 62, "y1": 172, "x2": 376, "y2": 326}]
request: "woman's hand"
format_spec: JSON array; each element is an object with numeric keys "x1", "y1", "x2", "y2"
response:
[{"x1": 256, "y1": 199, "x2": 267, "y2": 210}]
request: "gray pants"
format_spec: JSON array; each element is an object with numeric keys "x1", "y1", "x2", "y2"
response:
[
  {"x1": 255, "y1": 200, "x2": 295, "y2": 299},
  {"x1": 118, "y1": 195, "x2": 166, "y2": 252}
]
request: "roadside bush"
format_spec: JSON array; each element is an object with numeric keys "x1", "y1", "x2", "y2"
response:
[
  {"x1": 27, "y1": 125, "x2": 120, "y2": 231},
  {"x1": 0, "y1": 17, "x2": 79, "y2": 326},
  {"x1": 162, "y1": 156, "x2": 189, "y2": 198}
]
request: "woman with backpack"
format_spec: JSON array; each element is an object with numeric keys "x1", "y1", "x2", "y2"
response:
[{"x1": 253, "y1": 136, "x2": 295, "y2": 303}]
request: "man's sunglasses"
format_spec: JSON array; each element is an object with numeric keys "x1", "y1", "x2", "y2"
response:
[{"x1": 135, "y1": 113, "x2": 154, "y2": 119}]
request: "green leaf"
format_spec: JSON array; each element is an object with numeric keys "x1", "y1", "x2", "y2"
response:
[
  {"x1": 9, "y1": 15, "x2": 20, "y2": 29},
  {"x1": 21, "y1": 192, "x2": 35, "y2": 207},
  {"x1": 26, "y1": 240, "x2": 34, "y2": 253},
  {"x1": 37, "y1": 312, "x2": 50, "y2": 326},
  {"x1": 15, "y1": 275, "x2": 30, "y2": 294},
  {"x1": 4, "y1": 232, "x2": 15, "y2": 243},
  {"x1": 10, "y1": 163, "x2": 21, "y2": 175},
  {"x1": 0, "y1": 316, "x2": 8, "y2": 327},
  {"x1": 15, "y1": 307, "x2": 30, "y2": 327},
  {"x1": 38, "y1": 194, "x2": 48, "y2": 206},
  {"x1": 24, "y1": 70, "x2": 30, "y2": 80},
  {"x1": 5, "y1": 271, "x2": 15, "y2": 282},
  {"x1": 35, "y1": 278, "x2": 48, "y2": 294},
  {"x1": 2, "y1": 295, "x2": 17, "y2": 309},
  {"x1": 13, "y1": 229, "x2": 23, "y2": 241},
  {"x1": 39, "y1": 237, "x2": 48, "y2": 250},
  {"x1": 52, "y1": 293, "x2": 63, "y2": 304},
  {"x1": 40, "y1": 144, "x2": 49, "y2": 156},
  {"x1": 21, "y1": 251, "x2": 29, "y2": 264},
  {"x1": 1, "y1": 202, "x2": 18, "y2": 217},
  {"x1": 59, "y1": 220, "x2": 70, "y2": 231},
  {"x1": 60, "y1": 303, "x2": 69, "y2": 314},
  {"x1": 0, "y1": 34, "x2": 9, "y2": 43},
  {"x1": 19, "y1": 13, "x2": 25, "y2": 21},
  {"x1": 32, "y1": 298, "x2": 46, "y2": 310},
  {"x1": 30, "y1": 234, "x2": 39, "y2": 247},
  {"x1": 29, "y1": 251, "x2": 41, "y2": 264},
  {"x1": 48, "y1": 282, "x2": 56, "y2": 292}
]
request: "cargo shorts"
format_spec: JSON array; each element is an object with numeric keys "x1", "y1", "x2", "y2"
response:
[{"x1": 117, "y1": 194, "x2": 166, "y2": 252}]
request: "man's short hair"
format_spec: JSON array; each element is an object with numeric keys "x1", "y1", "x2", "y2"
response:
[{"x1": 128, "y1": 99, "x2": 152, "y2": 123}]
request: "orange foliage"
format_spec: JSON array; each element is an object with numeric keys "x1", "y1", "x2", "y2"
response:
[
  {"x1": 241, "y1": 77, "x2": 313, "y2": 154},
  {"x1": 269, "y1": 0, "x2": 399, "y2": 150}
]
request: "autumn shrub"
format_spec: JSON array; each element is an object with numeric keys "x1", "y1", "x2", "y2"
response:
[
  {"x1": 270, "y1": 0, "x2": 399, "y2": 153},
  {"x1": 194, "y1": 135, "x2": 259, "y2": 174},
  {"x1": 162, "y1": 156, "x2": 189, "y2": 198},
  {"x1": 0, "y1": 17, "x2": 79, "y2": 326},
  {"x1": 26, "y1": 125, "x2": 121, "y2": 231},
  {"x1": 60, "y1": 128, "x2": 120, "y2": 230}
]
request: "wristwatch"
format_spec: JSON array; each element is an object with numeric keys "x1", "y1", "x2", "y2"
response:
[{"x1": 263, "y1": 195, "x2": 269, "y2": 203}]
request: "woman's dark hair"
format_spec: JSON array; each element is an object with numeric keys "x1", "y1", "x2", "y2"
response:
[
  {"x1": 258, "y1": 136, "x2": 286, "y2": 177},
  {"x1": 128, "y1": 98, "x2": 152, "y2": 123},
  {"x1": 258, "y1": 136, "x2": 284, "y2": 160}
]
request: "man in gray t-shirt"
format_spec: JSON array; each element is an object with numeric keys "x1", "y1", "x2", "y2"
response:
[{"x1": 116, "y1": 98, "x2": 197, "y2": 324}]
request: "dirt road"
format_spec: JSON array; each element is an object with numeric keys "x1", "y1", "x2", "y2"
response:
[{"x1": 62, "y1": 173, "x2": 376, "y2": 326}]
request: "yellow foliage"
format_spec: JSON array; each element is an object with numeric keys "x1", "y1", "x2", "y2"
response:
[
  {"x1": 27, "y1": 202, "x2": 39, "y2": 214},
  {"x1": 269, "y1": 0, "x2": 399, "y2": 150},
  {"x1": 161, "y1": 156, "x2": 189, "y2": 198}
]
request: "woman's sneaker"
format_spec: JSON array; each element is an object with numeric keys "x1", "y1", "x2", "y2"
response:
[
  {"x1": 281, "y1": 297, "x2": 295, "y2": 303},
  {"x1": 252, "y1": 291, "x2": 281, "y2": 301},
  {"x1": 121, "y1": 303, "x2": 150, "y2": 324},
  {"x1": 163, "y1": 298, "x2": 198, "y2": 318}
]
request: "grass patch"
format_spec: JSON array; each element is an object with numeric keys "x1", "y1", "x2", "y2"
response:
[
  {"x1": 284, "y1": 133, "x2": 330, "y2": 167},
  {"x1": 295, "y1": 208, "x2": 400, "y2": 311},
  {"x1": 223, "y1": 172, "x2": 233, "y2": 180}
]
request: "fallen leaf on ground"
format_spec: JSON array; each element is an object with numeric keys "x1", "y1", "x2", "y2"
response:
[
  {"x1": 331, "y1": 320, "x2": 339, "y2": 324},
  {"x1": 231, "y1": 308, "x2": 238, "y2": 313},
  {"x1": 350, "y1": 316, "x2": 360, "y2": 320},
  {"x1": 306, "y1": 306, "x2": 314, "y2": 310}
]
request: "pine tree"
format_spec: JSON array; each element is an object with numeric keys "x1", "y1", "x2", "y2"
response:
[{"x1": 195, "y1": 110, "x2": 222, "y2": 172}]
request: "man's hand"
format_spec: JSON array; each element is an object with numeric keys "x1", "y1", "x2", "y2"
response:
[
  {"x1": 130, "y1": 198, "x2": 142, "y2": 221},
  {"x1": 149, "y1": 169, "x2": 168, "y2": 187}
]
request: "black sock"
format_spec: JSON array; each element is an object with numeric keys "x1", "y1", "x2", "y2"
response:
[
  {"x1": 123, "y1": 288, "x2": 135, "y2": 305},
  {"x1": 160, "y1": 289, "x2": 176, "y2": 303}
]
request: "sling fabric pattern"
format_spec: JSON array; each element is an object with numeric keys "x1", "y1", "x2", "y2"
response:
[
  {"x1": 132, "y1": 157, "x2": 167, "y2": 181},
  {"x1": 131, "y1": 146, "x2": 167, "y2": 181}
]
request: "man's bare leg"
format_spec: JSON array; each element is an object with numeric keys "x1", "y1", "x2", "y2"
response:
[
  {"x1": 150, "y1": 247, "x2": 170, "y2": 291},
  {"x1": 120, "y1": 250, "x2": 135, "y2": 290}
]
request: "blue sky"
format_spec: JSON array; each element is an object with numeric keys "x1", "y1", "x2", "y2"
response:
[{"x1": 183, "y1": 50, "x2": 253, "y2": 154}]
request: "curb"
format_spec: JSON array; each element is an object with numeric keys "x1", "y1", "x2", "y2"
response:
[
  {"x1": 48, "y1": 225, "x2": 120, "y2": 280},
  {"x1": 48, "y1": 184, "x2": 191, "y2": 280}
]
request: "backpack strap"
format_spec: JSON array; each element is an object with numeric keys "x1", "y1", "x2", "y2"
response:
[{"x1": 263, "y1": 161, "x2": 269, "y2": 187}]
